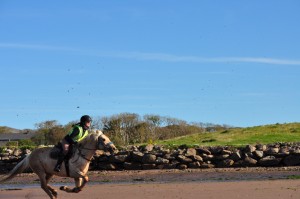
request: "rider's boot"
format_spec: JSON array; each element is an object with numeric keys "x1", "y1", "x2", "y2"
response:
[{"x1": 54, "y1": 155, "x2": 64, "y2": 172}]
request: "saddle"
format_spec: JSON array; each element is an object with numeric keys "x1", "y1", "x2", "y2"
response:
[
  {"x1": 49, "y1": 143, "x2": 77, "y2": 160},
  {"x1": 50, "y1": 143, "x2": 77, "y2": 177}
]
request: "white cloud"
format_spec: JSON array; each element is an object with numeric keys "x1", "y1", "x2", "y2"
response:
[{"x1": 1, "y1": 42, "x2": 300, "y2": 65}]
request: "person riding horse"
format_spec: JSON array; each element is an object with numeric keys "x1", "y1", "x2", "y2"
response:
[{"x1": 54, "y1": 115, "x2": 92, "y2": 172}]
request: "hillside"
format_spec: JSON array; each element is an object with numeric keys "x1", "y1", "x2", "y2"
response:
[
  {"x1": 156, "y1": 122, "x2": 300, "y2": 147},
  {"x1": 0, "y1": 126, "x2": 22, "y2": 134}
]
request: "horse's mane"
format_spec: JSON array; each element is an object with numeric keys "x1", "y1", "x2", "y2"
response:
[{"x1": 78, "y1": 132, "x2": 98, "y2": 146}]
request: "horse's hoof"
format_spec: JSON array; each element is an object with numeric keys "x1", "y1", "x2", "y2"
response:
[
  {"x1": 72, "y1": 187, "x2": 81, "y2": 193},
  {"x1": 60, "y1": 186, "x2": 67, "y2": 191}
]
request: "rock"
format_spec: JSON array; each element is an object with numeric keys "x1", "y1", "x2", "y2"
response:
[
  {"x1": 200, "y1": 163, "x2": 215, "y2": 169},
  {"x1": 142, "y1": 154, "x2": 157, "y2": 164},
  {"x1": 221, "y1": 150, "x2": 232, "y2": 155},
  {"x1": 218, "y1": 159, "x2": 234, "y2": 167},
  {"x1": 258, "y1": 156, "x2": 281, "y2": 167},
  {"x1": 109, "y1": 155, "x2": 128, "y2": 163},
  {"x1": 256, "y1": 144, "x2": 267, "y2": 151},
  {"x1": 191, "y1": 155, "x2": 203, "y2": 162},
  {"x1": 202, "y1": 154, "x2": 214, "y2": 161},
  {"x1": 188, "y1": 162, "x2": 201, "y2": 168},
  {"x1": 97, "y1": 155, "x2": 109, "y2": 162},
  {"x1": 283, "y1": 155, "x2": 300, "y2": 166},
  {"x1": 230, "y1": 151, "x2": 242, "y2": 161},
  {"x1": 290, "y1": 149, "x2": 300, "y2": 155},
  {"x1": 156, "y1": 157, "x2": 169, "y2": 164},
  {"x1": 185, "y1": 148, "x2": 197, "y2": 157},
  {"x1": 196, "y1": 148, "x2": 211, "y2": 155},
  {"x1": 142, "y1": 164, "x2": 156, "y2": 170},
  {"x1": 242, "y1": 157, "x2": 257, "y2": 167},
  {"x1": 144, "y1": 144, "x2": 154, "y2": 152},
  {"x1": 162, "y1": 163, "x2": 178, "y2": 169},
  {"x1": 124, "y1": 162, "x2": 142, "y2": 170},
  {"x1": 210, "y1": 147, "x2": 223, "y2": 155},
  {"x1": 177, "y1": 155, "x2": 193, "y2": 163},
  {"x1": 265, "y1": 147, "x2": 279, "y2": 155},
  {"x1": 245, "y1": 145, "x2": 256, "y2": 153},
  {"x1": 24, "y1": 149, "x2": 31, "y2": 155},
  {"x1": 163, "y1": 154, "x2": 176, "y2": 161},
  {"x1": 214, "y1": 154, "x2": 230, "y2": 161},
  {"x1": 177, "y1": 164, "x2": 188, "y2": 170},
  {"x1": 97, "y1": 163, "x2": 117, "y2": 170},
  {"x1": 254, "y1": 150, "x2": 264, "y2": 158},
  {"x1": 13, "y1": 149, "x2": 22, "y2": 156},
  {"x1": 131, "y1": 151, "x2": 144, "y2": 162}
]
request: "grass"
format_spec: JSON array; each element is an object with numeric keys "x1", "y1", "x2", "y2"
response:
[
  {"x1": 287, "y1": 175, "x2": 300, "y2": 180},
  {"x1": 155, "y1": 122, "x2": 300, "y2": 147}
]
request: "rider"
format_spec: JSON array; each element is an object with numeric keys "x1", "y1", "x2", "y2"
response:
[{"x1": 54, "y1": 115, "x2": 92, "y2": 172}]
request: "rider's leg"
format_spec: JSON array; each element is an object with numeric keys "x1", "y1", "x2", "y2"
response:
[{"x1": 54, "y1": 142, "x2": 69, "y2": 172}]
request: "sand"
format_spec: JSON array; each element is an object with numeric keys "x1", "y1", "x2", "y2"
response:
[{"x1": 1, "y1": 167, "x2": 300, "y2": 199}]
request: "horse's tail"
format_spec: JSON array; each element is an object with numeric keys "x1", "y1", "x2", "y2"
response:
[{"x1": 0, "y1": 154, "x2": 30, "y2": 183}]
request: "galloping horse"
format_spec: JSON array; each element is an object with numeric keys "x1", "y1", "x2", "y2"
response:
[{"x1": 0, "y1": 130, "x2": 117, "y2": 199}]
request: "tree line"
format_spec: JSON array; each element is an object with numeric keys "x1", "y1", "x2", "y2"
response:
[{"x1": 30, "y1": 113, "x2": 230, "y2": 146}]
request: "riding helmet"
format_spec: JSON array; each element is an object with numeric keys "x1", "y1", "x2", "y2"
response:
[{"x1": 80, "y1": 115, "x2": 92, "y2": 123}]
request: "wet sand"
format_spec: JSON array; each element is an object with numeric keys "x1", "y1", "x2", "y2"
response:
[{"x1": 1, "y1": 167, "x2": 300, "y2": 199}]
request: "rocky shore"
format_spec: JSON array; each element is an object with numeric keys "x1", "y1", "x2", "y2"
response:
[{"x1": 1, "y1": 143, "x2": 300, "y2": 174}]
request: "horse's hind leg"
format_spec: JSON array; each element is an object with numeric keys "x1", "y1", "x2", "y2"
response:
[
  {"x1": 37, "y1": 172, "x2": 56, "y2": 199},
  {"x1": 46, "y1": 174, "x2": 58, "y2": 198}
]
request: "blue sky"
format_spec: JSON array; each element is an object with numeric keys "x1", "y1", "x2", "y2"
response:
[{"x1": 1, "y1": 1, "x2": 300, "y2": 129}]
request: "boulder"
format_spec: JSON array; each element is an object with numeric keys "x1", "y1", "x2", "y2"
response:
[
  {"x1": 131, "y1": 151, "x2": 144, "y2": 162},
  {"x1": 144, "y1": 144, "x2": 154, "y2": 152},
  {"x1": 142, "y1": 164, "x2": 157, "y2": 170},
  {"x1": 191, "y1": 155, "x2": 203, "y2": 162},
  {"x1": 185, "y1": 148, "x2": 197, "y2": 157},
  {"x1": 109, "y1": 155, "x2": 128, "y2": 163},
  {"x1": 242, "y1": 157, "x2": 257, "y2": 167},
  {"x1": 124, "y1": 162, "x2": 142, "y2": 170},
  {"x1": 200, "y1": 163, "x2": 215, "y2": 169},
  {"x1": 218, "y1": 159, "x2": 234, "y2": 167},
  {"x1": 221, "y1": 150, "x2": 232, "y2": 155},
  {"x1": 283, "y1": 155, "x2": 300, "y2": 166},
  {"x1": 177, "y1": 164, "x2": 188, "y2": 170},
  {"x1": 97, "y1": 163, "x2": 117, "y2": 170},
  {"x1": 258, "y1": 156, "x2": 281, "y2": 167},
  {"x1": 156, "y1": 157, "x2": 169, "y2": 164},
  {"x1": 253, "y1": 150, "x2": 264, "y2": 159},
  {"x1": 177, "y1": 155, "x2": 193, "y2": 163},
  {"x1": 265, "y1": 147, "x2": 279, "y2": 155},
  {"x1": 188, "y1": 162, "x2": 201, "y2": 168},
  {"x1": 245, "y1": 145, "x2": 256, "y2": 153},
  {"x1": 256, "y1": 144, "x2": 267, "y2": 151},
  {"x1": 230, "y1": 151, "x2": 242, "y2": 161},
  {"x1": 163, "y1": 154, "x2": 176, "y2": 161},
  {"x1": 142, "y1": 154, "x2": 157, "y2": 164},
  {"x1": 196, "y1": 148, "x2": 211, "y2": 155}
]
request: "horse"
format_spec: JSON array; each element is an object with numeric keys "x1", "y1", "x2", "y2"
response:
[{"x1": 0, "y1": 130, "x2": 117, "y2": 199}]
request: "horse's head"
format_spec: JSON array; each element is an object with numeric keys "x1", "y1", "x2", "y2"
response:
[{"x1": 95, "y1": 130, "x2": 118, "y2": 154}]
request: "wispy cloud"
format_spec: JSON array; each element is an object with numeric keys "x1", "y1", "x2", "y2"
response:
[
  {"x1": 1, "y1": 42, "x2": 300, "y2": 66},
  {"x1": 105, "y1": 52, "x2": 300, "y2": 65},
  {"x1": 0, "y1": 43, "x2": 79, "y2": 52}
]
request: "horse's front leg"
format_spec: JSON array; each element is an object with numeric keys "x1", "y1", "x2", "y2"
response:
[
  {"x1": 73, "y1": 176, "x2": 89, "y2": 193},
  {"x1": 60, "y1": 176, "x2": 89, "y2": 193}
]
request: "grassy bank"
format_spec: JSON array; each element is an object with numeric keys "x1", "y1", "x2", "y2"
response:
[{"x1": 156, "y1": 122, "x2": 300, "y2": 147}]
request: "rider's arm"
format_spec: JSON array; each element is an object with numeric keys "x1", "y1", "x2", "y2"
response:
[{"x1": 64, "y1": 127, "x2": 80, "y2": 144}]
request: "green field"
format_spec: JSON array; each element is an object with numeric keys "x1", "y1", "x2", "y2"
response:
[{"x1": 156, "y1": 122, "x2": 300, "y2": 147}]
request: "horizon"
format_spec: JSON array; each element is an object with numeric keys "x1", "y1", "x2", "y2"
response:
[{"x1": 1, "y1": 1, "x2": 299, "y2": 129}]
